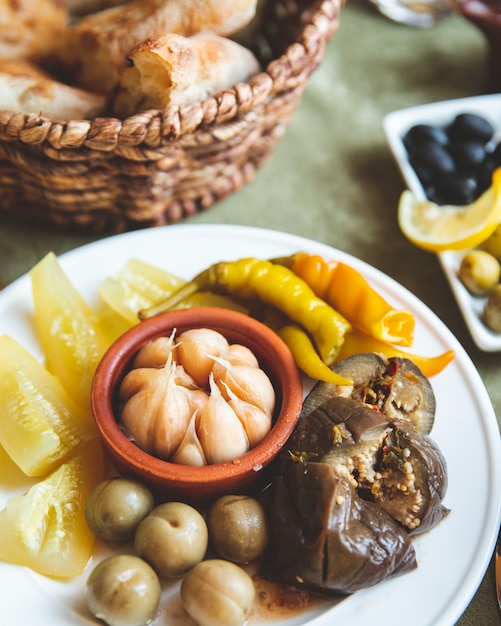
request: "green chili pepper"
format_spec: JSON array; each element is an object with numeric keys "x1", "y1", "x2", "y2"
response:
[{"x1": 140, "y1": 258, "x2": 351, "y2": 365}]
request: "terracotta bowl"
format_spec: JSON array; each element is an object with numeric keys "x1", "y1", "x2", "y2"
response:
[{"x1": 91, "y1": 307, "x2": 303, "y2": 504}]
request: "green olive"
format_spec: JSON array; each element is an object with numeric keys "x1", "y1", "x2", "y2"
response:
[
  {"x1": 480, "y1": 224, "x2": 501, "y2": 261},
  {"x1": 134, "y1": 501, "x2": 208, "y2": 579},
  {"x1": 85, "y1": 478, "x2": 155, "y2": 543},
  {"x1": 86, "y1": 554, "x2": 161, "y2": 626},
  {"x1": 458, "y1": 250, "x2": 501, "y2": 295},
  {"x1": 484, "y1": 284, "x2": 501, "y2": 332},
  {"x1": 206, "y1": 495, "x2": 269, "y2": 563},
  {"x1": 180, "y1": 559, "x2": 255, "y2": 626}
]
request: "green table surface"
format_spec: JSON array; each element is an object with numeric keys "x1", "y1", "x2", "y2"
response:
[{"x1": 0, "y1": 1, "x2": 499, "y2": 624}]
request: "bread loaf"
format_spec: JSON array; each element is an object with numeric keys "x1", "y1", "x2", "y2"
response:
[
  {"x1": 0, "y1": 58, "x2": 106, "y2": 121},
  {"x1": 0, "y1": 0, "x2": 68, "y2": 62},
  {"x1": 113, "y1": 33, "x2": 260, "y2": 118},
  {"x1": 66, "y1": 0, "x2": 129, "y2": 16},
  {"x1": 60, "y1": 0, "x2": 258, "y2": 93}
]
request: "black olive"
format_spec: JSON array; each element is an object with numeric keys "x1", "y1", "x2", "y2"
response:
[
  {"x1": 447, "y1": 113, "x2": 494, "y2": 144},
  {"x1": 410, "y1": 160, "x2": 435, "y2": 188},
  {"x1": 433, "y1": 173, "x2": 477, "y2": 206},
  {"x1": 401, "y1": 112, "x2": 498, "y2": 206},
  {"x1": 408, "y1": 141, "x2": 456, "y2": 175},
  {"x1": 491, "y1": 140, "x2": 501, "y2": 166},
  {"x1": 448, "y1": 140, "x2": 487, "y2": 173},
  {"x1": 477, "y1": 157, "x2": 498, "y2": 194},
  {"x1": 403, "y1": 124, "x2": 449, "y2": 151},
  {"x1": 425, "y1": 185, "x2": 443, "y2": 205}
]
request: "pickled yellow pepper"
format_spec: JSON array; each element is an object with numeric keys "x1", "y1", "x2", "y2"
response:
[
  {"x1": 336, "y1": 328, "x2": 454, "y2": 377},
  {"x1": 140, "y1": 258, "x2": 352, "y2": 366},
  {"x1": 262, "y1": 306, "x2": 352, "y2": 385},
  {"x1": 276, "y1": 253, "x2": 415, "y2": 347},
  {"x1": 276, "y1": 323, "x2": 353, "y2": 385}
]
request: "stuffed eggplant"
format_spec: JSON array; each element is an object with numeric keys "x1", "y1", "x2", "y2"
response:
[
  {"x1": 371, "y1": 419, "x2": 449, "y2": 534},
  {"x1": 268, "y1": 460, "x2": 417, "y2": 594},
  {"x1": 290, "y1": 395, "x2": 448, "y2": 535},
  {"x1": 267, "y1": 394, "x2": 449, "y2": 595},
  {"x1": 302, "y1": 353, "x2": 436, "y2": 434}
]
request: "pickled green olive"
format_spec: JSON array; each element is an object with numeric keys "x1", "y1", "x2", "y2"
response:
[
  {"x1": 180, "y1": 559, "x2": 256, "y2": 626},
  {"x1": 86, "y1": 554, "x2": 161, "y2": 626},
  {"x1": 85, "y1": 478, "x2": 155, "y2": 543},
  {"x1": 481, "y1": 224, "x2": 501, "y2": 261},
  {"x1": 484, "y1": 284, "x2": 501, "y2": 332},
  {"x1": 206, "y1": 495, "x2": 269, "y2": 564},
  {"x1": 458, "y1": 250, "x2": 501, "y2": 295},
  {"x1": 134, "y1": 502, "x2": 208, "y2": 579}
]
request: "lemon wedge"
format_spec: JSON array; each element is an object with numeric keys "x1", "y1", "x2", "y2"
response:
[{"x1": 398, "y1": 167, "x2": 501, "y2": 253}]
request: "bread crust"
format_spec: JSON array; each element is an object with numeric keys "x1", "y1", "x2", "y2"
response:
[
  {"x1": 0, "y1": 0, "x2": 68, "y2": 62},
  {"x1": 66, "y1": 0, "x2": 129, "y2": 16},
  {"x1": 0, "y1": 58, "x2": 106, "y2": 121},
  {"x1": 113, "y1": 33, "x2": 260, "y2": 118},
  {"x1": 60, "y1": 0, "x2": 258, "y2": 93}
]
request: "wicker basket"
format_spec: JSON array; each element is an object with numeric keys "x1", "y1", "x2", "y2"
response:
[{"x1": 0, "y1": 0, "x2": 343, "y2": 233}]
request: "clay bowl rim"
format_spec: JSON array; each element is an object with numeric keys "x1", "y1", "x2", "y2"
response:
[{"x1": 91, "y1": 307, "x2": 303, "y2": 487}]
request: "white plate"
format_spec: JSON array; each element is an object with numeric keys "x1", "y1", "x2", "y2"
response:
[
  {"x1": 383, "y1": 94, "x2": 501, "y2": 351},
  {"x1": 0, "y1": 224, "x2": 500, "y2": 626}
]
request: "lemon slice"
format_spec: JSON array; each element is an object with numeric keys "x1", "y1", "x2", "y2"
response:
[{"x1": 398, "y1": 167, "x2": 501, "y2": 252}]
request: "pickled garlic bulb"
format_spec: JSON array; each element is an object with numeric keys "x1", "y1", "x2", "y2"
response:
[
  {"x1": 223, "y1": 382, "x2": 272, "y2": 448},
  {"x1": 171, "y1": 411, "x2": 207, "y2": 466},
  {"x1": 198, "y1": 375, "x2": 250, "y2": 464},
  {"x1": 226, "y1": 343, "x2": 259, "y2": 368},
  {"x1": 117, "y1": 328, "x2": 275, "y2": 465},
  {"x1": 133, "y1": 331, "x2": 177, "y2": 368},
  {"x1": 120, "y1": 358, "x2": 193, "y2": 459},
  {"x1": 176, "y1": 328, "x2": 229, "y2": 387},
  {"x1": 211, "y1": 356, "x2": 275, "y2": 416}
]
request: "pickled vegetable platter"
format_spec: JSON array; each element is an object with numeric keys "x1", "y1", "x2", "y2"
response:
[
  {"x1": 384, "y1": 93, "x2": 501, "y2": 351},
  {"x1": 1, "y1": 224, "x2": 500, "y2": 626}
]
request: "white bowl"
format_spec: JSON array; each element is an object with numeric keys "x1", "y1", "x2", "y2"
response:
[{"x1": 384, "y1": 94, "x2": 501, "y2": 352}]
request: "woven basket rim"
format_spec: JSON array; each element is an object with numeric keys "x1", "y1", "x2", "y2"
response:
[{"x1": 0, "y1": 0, "x2": 342, "y2": 152}]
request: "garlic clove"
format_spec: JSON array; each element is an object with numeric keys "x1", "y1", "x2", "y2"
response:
[
  {"x1": 211, "y1": 356, "x2": 276, "y2": 416},
  {"x1": 226, "y1": 343, "x2": 259, "y2": 368},
  {"x1": 133, "y1": 332, "x2": 177, "y2": 368},
  {"x1": 198, "y1": 374, "x2": 250, "y2": 464},
  {"x1": 176, "y1": 328, "x2": 229, "y2": 387},
  {"x1": 119, "y1": 367, "x2": 163, "y2": 403},
  {"x1": 180, "y1": 386, "x2": 210, "y2": 415},
  {"x1": 171, "y1": 410, "x2": 207, "y2": 466},
  {"x1": 223, "y1": 382, "x2": 272, "y2": 448},
  {"x1": 121, "y1": 360, "x2": 193, "y2": 460},
  {"x1": 174, "y1": 363, "x2": 200, "y2": 389},
  {"x1": 120, "y1": 385, "x2": 163, "y2": 454}
]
